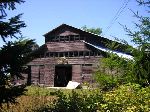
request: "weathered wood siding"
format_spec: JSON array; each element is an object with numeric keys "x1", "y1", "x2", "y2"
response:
[
  {"x1": 17, "y1": 24, "x2": 111, "y2": 86},
  {"x1": 26, "y1": 56, "x2": 101, "y2": 86},
  {"x1": 31, "y1": 66, "x2": 39, "y2": 85},
  {"x1": 46, "y1": 41, "x2": 89, "y2": 52},
  {"x1": 44, "y1": 65, "x2": 54, "y2": 86},
  {"x1": 72, "y1": 65, "x2": 82, "y2": 82},
  {"x1": 39, "y1": 65, "x2": 44, "y2": 84}
]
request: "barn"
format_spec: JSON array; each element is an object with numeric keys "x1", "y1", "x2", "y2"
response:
[{"x1": 17, "y1": 24, "x2": 128, "y2": 87}]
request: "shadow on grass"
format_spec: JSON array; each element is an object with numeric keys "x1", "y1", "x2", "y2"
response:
[{"x1": 0, "y1": 85, "x2": 27, "y2": 107}]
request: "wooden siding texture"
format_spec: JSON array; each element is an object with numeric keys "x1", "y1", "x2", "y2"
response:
[
  {"x1": 72, "y1": 65, "x2": 82, "y2": 82},
  {"x1": 46, "y1": 41, "x2": 89, "y2": 52},
  {"x1": 26, "y1": 56, "x2": 101, "y2": 86},
  {"x1": 18, "y1": 24, "x2": 110, "y2": 86}
]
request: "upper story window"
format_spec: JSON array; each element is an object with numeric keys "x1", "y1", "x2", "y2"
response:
[
  {"x1": 46, "y1": 35, "x2": 83, "y2": 42},
  {"x1": 44, "y1": 51, "x2": 101, "y2": 58}
]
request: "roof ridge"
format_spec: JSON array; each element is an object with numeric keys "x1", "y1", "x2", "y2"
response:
[{"x1": 43, "y1": 23, "x2": 112, "y2": 41}]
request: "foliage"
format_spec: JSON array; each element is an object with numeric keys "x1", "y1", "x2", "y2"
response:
[
  {"x1": 0, "y1": 14, "x2": 26, "y2": 42},
  {"x1": 0, "y1": 85, "x2": 26, "y2": 106},
  {"x1": 0, "y1": 39, "x2": 35, "y2": 78},
  {"x1": 131, "y1": 46, "x2": 150, "y2": 86},
  {"x1": 51, "y1": 89, "x2": 103, "y2": 112},
  {"x1": 81, "y1": 25, "x2": 102, "y2": 35},
  {"x1": 1, "y1": 85, "x2": 150, "y2": 112},
  {"x1": 25, "y1": 86, "x2": 57, "y2": 96},
  {"x1": 94, "y1": 53, "x2": 135, "y2": 90},
  {"x1": 0, "y1": 0, "x2": 37, "y2": 106},
  {"x1": 95, "y1": 0, "x2": 150, "y2": 89},
  {"x1": 99, "y1": 83, "x2": 150, "y2": 112},
  {"x1": 0, "y1": 0, "x2": 25, "y2": 42},
  {"x1": 0, "y1": 39, "x2": 35, "y2": 105},
  {"x1": 1, "y1": 95, "x2": 55, "y2": 112},
  {"x1": 123, "y1": 0, "x2": 150, "y2": 86}
]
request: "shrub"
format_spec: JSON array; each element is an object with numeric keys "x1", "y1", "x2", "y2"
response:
[
  {"x1": 98, "y1": 83, "x2": 150, "y2": 112},
  {"x1": 0, "y1": 96, "x2": 56, "y2": 112},
  {"x1": 1, "y1": 84, "x2": 150, "y2": 112},
  {"x1": 51, "y1": 89, "x2": 103, "y2": 112},
  {"x1": 94, "y1": 53, "x2": 136, "y2": 91}
]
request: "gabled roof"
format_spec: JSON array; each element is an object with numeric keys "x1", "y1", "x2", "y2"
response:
[
  {"x1": 43, "y1": 24, "x2": 131, "y2": 55},
  {"x1": 44, "y1": 23, "x2": 107, "y2": 39}
]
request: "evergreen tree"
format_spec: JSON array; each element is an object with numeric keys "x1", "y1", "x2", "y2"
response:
[
  {"x1": 0, "y1": 0, "x2": 36, "y2": 105},
  {"x1": 0, "y1": 0, "x2": 26, "y2": 42}
]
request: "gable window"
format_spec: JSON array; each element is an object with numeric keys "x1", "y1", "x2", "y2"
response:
[
  {"x1": 74, "y1": 51, "x2": 78, "y2": 57},
  {"x1": 79, "y1": 51, "x2": 84, "y2": 57}
]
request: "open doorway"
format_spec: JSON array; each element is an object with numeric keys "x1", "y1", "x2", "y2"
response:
[{"x1": 54, "y1": 65, "x2": 72, "y2": 87}]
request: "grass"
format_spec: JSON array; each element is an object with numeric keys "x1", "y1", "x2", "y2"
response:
[
  {"x1": 25, "y1": 85, "x2": 98, "y2": 96},
  {"x1": 1, "y1": 96, "x2": 56, "y2": 112},
  {"x1": 1, "y1": 86, "x2": 57, "y2": 112},
  {"x1": 1, "y1": 86, "x2": 96, "y2": 112},
  {"x1": 1, "y1": 84, "x2": 150, "y2": 112}
]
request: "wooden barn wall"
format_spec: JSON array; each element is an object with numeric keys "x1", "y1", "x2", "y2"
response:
[
  {"x1": 23, "y1": 39, "x2": 103, "y2": 86},
  {"x1": 44, "y1": 64, "x2": 55, "y2": 86},
  {"x1": 39, "y1": 65, "x2": 44, "y2": 84},
  {"x1": 31, "y1": 66, "x2": 39, "y2": 85},
  {"x1": 81, "y1": 65, "x2": 93, "y2": 83},
  {"x1": 16, "y1": 25, "x2": 118, "y2": 86},
  {"x1": 72, "y1": 65, "x2": 82, "y2": 82},
  {"x1": 46, "y1": 41, "x2": 89, "y2": 52},
  {"x1": 27, "y1": 64, "x2": 55, "y2": 86},
  {"x1": 25, "y1": 56, "x2": 101, "y2": 86}
]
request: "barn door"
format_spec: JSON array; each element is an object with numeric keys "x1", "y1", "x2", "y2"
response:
[{"x1": 54, "y1": 65, "x2": 72, "y2": 87}]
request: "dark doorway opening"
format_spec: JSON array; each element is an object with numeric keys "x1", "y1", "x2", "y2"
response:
[{"x1": 54, "y1": 65, "x2": 72, "y2": 87}]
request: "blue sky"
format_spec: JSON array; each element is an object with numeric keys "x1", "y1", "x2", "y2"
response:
[{"x1": 1, "y1": 0, "x2": 149, "y2": 47}]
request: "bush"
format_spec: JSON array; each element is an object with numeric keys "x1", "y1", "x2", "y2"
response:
[
  {"x1": 0, "y1": 96, "x2": 56, "y2": 112},
  {"x1": 98, "y1": 83, "x2": 150, "y2": 112},
  {"x1": 1, "y1": 84, "x2": 149, "y2": 112},
  {"x1": 94, "y1": 54, "x2": 135, "y2": 91},
  {"x1": 51, "y1": 89, "x2": 103, "y2": 112}
]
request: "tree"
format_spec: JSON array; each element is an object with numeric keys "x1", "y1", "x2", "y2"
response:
[
  {"x1": 0, "y1": 0, "x2": 26, "y2": 42},
  {"x1": 123, "y1": 0, "x2": 150, "y2": 86},
  {"x1": 94, "y1": 1, "x2": 150, "y2": 88},
  {"x1": 0, "y1": 0, "x2": 36, "y2": 105},
  {"x1": 94, "y1": 52, "x2": 135, "y2": 91},
  {"x1": 95, "y1": 0, "x2": 150, "y2": 88},
  {"x1": 81, "y1": 25, "x2": 102, "y2": 35}
]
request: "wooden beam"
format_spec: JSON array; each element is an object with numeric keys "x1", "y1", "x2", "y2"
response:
[{"x1": 69, "y1": 36, "x2": 70, "y2": 42}]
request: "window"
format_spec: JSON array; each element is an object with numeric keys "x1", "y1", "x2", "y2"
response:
[
  {"x1": 54, "y1": 52, "x2": 58, "y2": 57},
  {"x1": 59, "y1": 52, "x2": 63, "y2": 57},
  {"x1": 90, "y1": 51, "x2": 94, "y2": 56},
  {"x1": 70, "y1": 35, "x2": 74, "y2": 41},
  {"x1": 85, "y1": 51, "x2": 90, "y2": 56},
  {"x1": 69, "y1": 52, "x2": 74, "y2": 57},
  {"x1": 74, "y1": 51, "x2": 78, "y2": 57},
  {"x1": 79, "y1": 51, "x2": 84, "y2": 56},
  {"x1": 65, "y1": 52, "x2": 69, "y2": 57}
]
